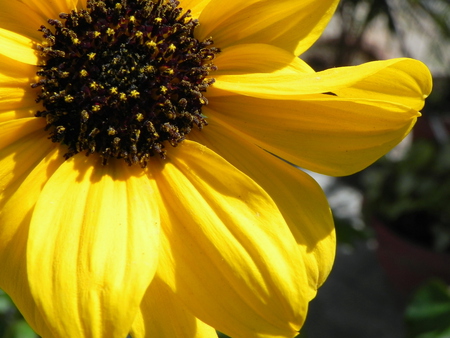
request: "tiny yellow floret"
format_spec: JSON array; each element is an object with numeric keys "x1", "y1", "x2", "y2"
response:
[
  {"x1": 89, "y1": 82, "x2": 99, "y2": 90},
  {"x1": 130, "y1": 90, "x2": 140, "y2": 98},
  {"x1": 135, "y1": 113, "x2": 144, "y2": 122},
  {"x1": 65, "y1": 95, "x2": 74, "y2": 103},
  {"x1": 81, "y1": 110, "x2": 89, "y2": 121},
  {"x1": 163, "y1": 68, "x2": 174, "y2": 75},
  {"x1": 168, "y1": 44, "x2": 176, "y2": 53},
  {"x1": 107, "y1": 127, "x2": 117, "y2": 135},
  {"x1": 146, "y1": 41, "x2": 157, "y2": 49}
]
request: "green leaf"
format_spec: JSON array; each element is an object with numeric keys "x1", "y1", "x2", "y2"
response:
[
  {"x1": 405, "y1": 279, "x2": 450, "y2": 338},
  {"x1": 0, "y1": 290, "x2": 13, "y2": 314},
  {"x1": 4, "y1": 320, "x2": 37, "y2": 338}
]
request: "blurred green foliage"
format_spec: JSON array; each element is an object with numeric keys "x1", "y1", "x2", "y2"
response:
[
  {"x1": 361, "y1": 139, "x2": 450, "y2": 252},
  {"x1": 405, "y1": 279, "x2": 450, "y2": 338},
  {"x1": 0, "y1": 290, "x2": 37, "y2": 338}
]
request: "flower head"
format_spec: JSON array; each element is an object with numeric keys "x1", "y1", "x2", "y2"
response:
[{"x1": 0, "y1": 0, "x2": 431, "y2": 337}]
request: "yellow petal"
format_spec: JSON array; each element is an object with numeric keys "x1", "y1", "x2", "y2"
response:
[
  {"x1": 179, "y1": 0, "x2": 212, "y2": 18},
  {"x1": 212, "y1": 58, "x2": 432, "y2": 111},
  {"x1": 0, "y1": 118, "x2": 46, "y2": 164},
  {"x1": 191, "y1": 120, "x2": 336, "y2": 288},
  {"x1": 77, "y1": 0, "x2": 87, "y2": 9},
  {"x1": 131, "y1": 276, "x2": 217, "y2": 338},
  {"x1": 0, "y1": 107, "x2": 35, "y2": 123},
  {"x1": 197, "y1": 0, "x2": 339, "y2": 55},
  {"x1": 205, "y1": 92, "x2": 423, "y2": 176},
  {"x1": 0, "y1": 144, "x2": 61, "y2": 249},
  {"x1": 331, "y1": 59, "x2": 432, "y2": 111},
  {"x1": 0, "y1": 1, "x2": 46, "y2": 41},
  {"x1": 27, "y1": 155, "x2": 160, "y2": 337},
  {"x1": 0, "y1": 52, "x2": 36, "y2": 86},
  {"x1": 0, "y1": 86, "x2": 37, "y2": 121},
  {"x1": 0, "y1": 28, "x2": 39, "y2": 65},
  {"x1": 0, "y1": 53, "x2": 39, "y2": 120},
  {"x1": 213, "y1": 43, "x2": 314, "y2": 75},
  {"x1": 153, "y1": 141, "x2": 310, "y2": 338},
  {"x1": 0, "y1": 142, "x2": 63, "y2": 338},
  {"x1": 71, "y1": 0, "x2": 83, "y2": 10},
  {"x1": 0, "y1": 120, "x2": 59, "y2": 255},
  {"x1": 15, "y1": 0, "x2": 78, "y2": 22}
]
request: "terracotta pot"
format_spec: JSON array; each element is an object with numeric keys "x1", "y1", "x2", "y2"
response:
[{"x1": 372, "y1": 220, "x2": 450, "y2": 297}]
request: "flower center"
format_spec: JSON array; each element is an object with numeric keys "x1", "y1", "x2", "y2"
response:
[{"x1": 33, "y1": 0, "x2": 219, "y2": 167}]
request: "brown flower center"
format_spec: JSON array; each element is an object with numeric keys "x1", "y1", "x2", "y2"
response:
[{"x1": 33, "y1": 0, "x2": 219, "y2": 167}]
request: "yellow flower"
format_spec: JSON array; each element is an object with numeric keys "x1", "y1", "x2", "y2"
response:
[{"x1": 0, "y1": 0, "x2": 431, "y2": 337}]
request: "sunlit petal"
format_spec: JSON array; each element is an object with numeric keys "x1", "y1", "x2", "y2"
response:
[
  {"x1": 0, "y1": 28, "x2": 38, "y2": 65},
  {"x1": 27, "y1": 155, "x2": 160, "y2": 337},
  {"x1": 0, "y1": 142, "x2": 62, "y2": 338},
  {"x1": 153, "y1": 141, "x2": 310, "y2": 338},
  {"x1": 191, "y1": 118, "x2": 336, "y2": 288},
  {"x1": 212, "y1": 58, "x2": 431, "y2": 111},
  {"x1": 197, "y1": 0, "x2": 339, "y2": 55}
]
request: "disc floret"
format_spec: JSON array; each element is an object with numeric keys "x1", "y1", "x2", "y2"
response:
[{"x1": 33, "y1": 0, "x2": 219, "y2": 167}]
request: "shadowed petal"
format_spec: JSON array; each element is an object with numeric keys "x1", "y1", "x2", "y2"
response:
[
  {"x1": 13, "y1": 0, "x2": 79, "y2": 22},
  {"x1": 26, "y1": 155, "x2": 160, "y2": 337},
  {"x1": 0, "y1": 1, "x2": 45, "y2": 41},
  {"x1": 213, "y1": 43, "x2": 314, "y2": 75},
  {"x1": 153, "y1": 141, "x2": 311, "y2": 338},
  {"x1": 131, "y1": 276, "x2": 217, "y2": 338},
  {"x1": 205, "y1": 92, "x2": 422, "y2": 176},
  {"x1": 179, "y1": 0, "x2": 212, "y2": 18},
  {"x1": 0, "y1": 118, "x2": 45, "y2": 156},
  {"x1": 0, "y1": 106, "x2": 35, "y2": 123},
  {"x1": 0, "y1": 54, "x2": 38, "y2": 121},
  {"x1": 77, "y1": 0, "x2": 88, "y2": 10}
]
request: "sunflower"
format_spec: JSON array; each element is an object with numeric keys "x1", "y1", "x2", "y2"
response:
[{"x1": 0, "y1": 0, "x2": 431, "y2": 337}]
